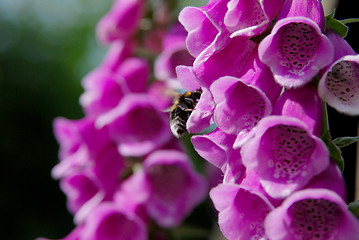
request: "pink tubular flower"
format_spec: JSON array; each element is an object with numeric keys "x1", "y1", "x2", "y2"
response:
[
  {"x1": 178, "y1": 0, "x2": 230, "y2": 58},
  {"x1": 241, "y1": 115, "x2": 330, "y2": 199},
  {"x1": 96, "y1": 0, "x2": 145, "y2": 44},
  {"x1": 272, "y1": 84, "x2": 323, "y2": 136},
  {"x1": 60, "y1": 172, "x2": 105, "y2": 220},
  {"x1": 96, "y1": 93, "x2": 172, "y2": 157},
  {"x1": 258, "y1": 17, "x2": 333, "y2": 88},
  {"x1": 80, "y1": 57, "x2": 149, "y2": 118},
  {"x1": 277, "y1": 0, "x2": 325, "y2": 31},
  {"x1": 210, "y1": 76, "x2": 272, "y2": 147},
  {"x1": 304, "y1": 160, "x2": 347, "y2": 201},
  {"x1": 142, "y1": 150, "x2": 207, "y2": 227},
  {"x1": 318, "y1": 30, "x2": 359, "y2": 115},
  {"x1": 81, "y1": 203, "x2": 147, "y2": 240},
  {"x1": 265, "y1": 189, "x2": 359, "y2": 240},
  {"x1": 191, "y1": 127, "x2": 241, "y2": 172},
  {"x1": 176, "y1": 36, "x2": 257, "y2": 90},
  {"x1": 186, "y1": 87, "x2": 215, "y2": 134},
  {"x1": 154, "y1": 23, "x2": 195, "y2": 87},
  {"x1": 52, "y1": 118, "x2": 124, "y2": 181},
  {"x1": 226, "y1": 0, "x2": 285, "y2": 37},
  {"x1": 210, "y1": 177, "x2": 278, "y2": 240}
]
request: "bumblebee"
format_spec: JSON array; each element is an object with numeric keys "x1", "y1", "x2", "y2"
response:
[{"x1": 170, "y1": 90, "x2": 202, "y2": 138}]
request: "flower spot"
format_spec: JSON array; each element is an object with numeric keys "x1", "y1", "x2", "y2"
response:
[
  {"x1": 326, "y1": 60, "x2": 359, "y2": 104},
  {"x1": 261, "y1": 125, "x2": 314, "y2": 180},
  {"x1": 288, "y1": 199, "x2": 342, "y2": 240},
  {"x1": 278, "y1": 22, "x2": 321, "y2": 75}
]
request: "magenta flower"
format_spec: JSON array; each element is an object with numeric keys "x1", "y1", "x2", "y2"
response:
[
  {"x1": 52, "y1": 118, "x2": 124, "y2": 182},
  {"x1": 81, "y1": 203, "x2": 147, "y2": 240},
  {"x1": 178, "y1": 0, "x2": 230, "y2": 58},
  {"x1": 241, "y1": 115, "x2": 330, "y2": 198},
  {"x1": 277, "y1": 0, "x2": 326, "y2": 31},
  {"x1": 80, "y1": 68, "x2": 125, "y2": 117},
  {"x1": 59, "y1": 172, "x2": 106, "y2": 221},
  {"x1": 265, "y1": 189, "x2": 359, "y2": 240},
  {"x1": 186, "y1": 88, "x2": 215, "y2": 134},
  {"x1": 96, "y1": 93, "x2": 172, "y2": 157},
  {"x1": 96, "y1": 0, "x2": 145, "y2": 44},
  {"x1": 258, "y1": 17, "x2": 333, "y2": 88},
  {"x1": 192, "y1": 36, "x2": 257, "y2": 89},
  {"x1": 80, "y1": 57, "x2": 149, "y2": 118},
  {"x1": 142, "y1": 150, "x2": 207, "y2": 227},
  {"x1": 272, "y1": 84, "x2": 323, "y2": 136},
  {"x1": 100, "y1": 40, "x2": 135, "y2": 71},
  {"x1": 176, "y1": 36, "x2": 258, "y2": 91},
  {"x1": 226, "y1": 0, "x2": 285, "y2": 37},
  {"x1": 318, "y1": 30, "x2": 359, "y2": 115},
  {"x1": 154, "y1": 23, "x2": 195, "y2": 86},
  {"x1": 191, "y1": 127, "x2": 241, "y2": 172},
  {"x1": 210, "y1": 180, "x2": 277, "y2": 240},
  {"x1": 210, "y1": 76, "x2": 272, "y2": 147},
  {"x1": 305, "y1": 160, "x2": 347, "y2": 201}
]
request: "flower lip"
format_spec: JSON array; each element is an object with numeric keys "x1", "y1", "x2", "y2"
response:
[
  {"x1": 210, "y1": 183, "x2": 276, "y2": 240},
  {"x1": 318, "y1": 55, "x2": 359, "y2": 116},
  {"x1": 258, "y1": 16, "x2": 333, "y2": 88},
  {"x1": 241, "y1": 115, "x2": 330, "y2": 199},
  {"x1": 265, "y1": 189, "x2": 359, "y2": 240},
  {"x1": 96, "y1": 94, "x2": 172, "y2": 157},
  {"x1": 211, "y1": 76, "x2": 272, "y2": 147}
]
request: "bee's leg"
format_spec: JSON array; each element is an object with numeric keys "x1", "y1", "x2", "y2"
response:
[
  {"x1": 184, "y1": 97, "x2": 195, "y2": 106},
  {"x1": 177, "y1": 102, "x2": 192, "y2": 111}
]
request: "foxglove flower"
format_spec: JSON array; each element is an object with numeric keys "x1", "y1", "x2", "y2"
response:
[
  {"x1": 265, "y1": 189, "x2": 359, "y2": 240},
  {"x1": 96, "y1": 93, "x2": 172, "y2": 157},
  {"x1": 178, "y1": 0, "x2": 230, "y2": 58},
  {"x1": 210, "y1": 169, "x2": 280, "y2": 240},
  {"x1": 142, "y1": 150, "x2": 207, "y2": 227},
  {"x1": 210, "y1": 76, "x2": 272, "y2": 147},
  {"x1": 59, "y1": 171, "x2": 106, "y2": 222},
  {"x1": 176, "y1": 36, "x2": 257, "y2": 90},
  {"x1": 52, "y1": 118, "x2": 124, "y2": 181},
  {"x1": 272, "y1": 84, "x2": 323, "y2": 136},
  {"x1": 318, "y1": 30, "x2": 359, "y2": 115},
  {"x1": 186, "y1": 87, "x2": 215, "y2": 134},
  {"x1": 226, "y1": 0, "x2": 285, "y2": 37},
  {"x1": 241, "y1": 115, "x2": 330, "y2": 198},
  {"x1": 80, "y1": 57, "x2": 149, "y2": 118},
  {"x1": 277, "y1": 0, "x2": 326, "y2": 30},
  {"x1": 96, "y1": 0, "x2": 145, "y2": 44},
  {"x1": 191, "y1": 128, "x2": 241, "y2": 172},
  {"x1": 259, "y1": 0, "x2": 333, "y2": 88},
  {"x1": 192, "y1": 36, "x2": 257, "y2": 89},
  {"x1": 305, "y1": 160, "x2": 347, "y2": 201},
  {"x1": 154, "y1": 23, "x2": 195, "y2": 87},
  {"x1": 81, "y1": 203, "x2": 147, "y2": 240}
]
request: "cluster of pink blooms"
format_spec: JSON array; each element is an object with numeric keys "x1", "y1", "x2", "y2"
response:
[
  {"x1": 179, "y1": 0, "x2": 359, "y2": 239},
  {"x1": 39, "y1": 0, "x2": 210, "y2": 239},
  {"x1": 41, "y1": 0, "x2": 359, "y2": 239}
]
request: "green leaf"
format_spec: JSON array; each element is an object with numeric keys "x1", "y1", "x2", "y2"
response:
[
  {"x1": 325, "y1": 9, "x2": 349, "y2": 37},
  {"x1": 322, "y1": 137, "x2": 344, "y2": 172},
  {"x1": 333, "y1": 136, "x2": 359, "y2": 148},
  {"x1": 348, "y1": 201, "x2": 359, "y2": 219}
]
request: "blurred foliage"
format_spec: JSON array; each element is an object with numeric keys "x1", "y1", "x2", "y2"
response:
[{"x1": 0, "y1": 0, "x2": 112, "y2": 239}]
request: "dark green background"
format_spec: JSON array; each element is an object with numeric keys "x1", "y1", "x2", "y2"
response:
[{"x1": 0, "y1": 1, "x2": 358, "y2": 239}]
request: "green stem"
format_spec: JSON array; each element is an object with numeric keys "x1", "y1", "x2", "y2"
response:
[
  {"x1": 321, "y1": 101, "x2": 331, "y2": 139},
  {"x1": 340, "y1": 18, "x2": 359, "y2": 24}
]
